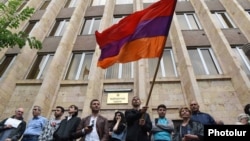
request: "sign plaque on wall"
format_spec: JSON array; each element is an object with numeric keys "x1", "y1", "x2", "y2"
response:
[{"x1": 107, "y1": 93, "x2": 128, "y2": 104}]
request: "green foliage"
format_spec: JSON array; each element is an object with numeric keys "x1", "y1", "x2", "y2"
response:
[{"x1": 0, "y1": 0, "x2": 42, "y2": 50}]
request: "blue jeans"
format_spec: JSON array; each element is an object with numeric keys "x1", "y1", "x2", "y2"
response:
[{"x1": 21, "y1": 135, "x2": 39, "y2": 141}]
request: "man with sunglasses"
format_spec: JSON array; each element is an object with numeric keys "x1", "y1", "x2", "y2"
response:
[
  {"x1": 189, "y1": 100, "x2": 216, "y2": 125},
  {"x1": 0, "y1": 107, "x2": 26, "y2": 141}
]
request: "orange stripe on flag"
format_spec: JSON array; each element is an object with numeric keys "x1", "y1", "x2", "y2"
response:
[{"x1": 98, "y1": 36, "x2": 166, "y2": 68}]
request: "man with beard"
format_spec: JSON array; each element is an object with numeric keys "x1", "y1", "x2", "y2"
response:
[
  {"x1": 39, "y1": 106, "x2": 65, "y2": 141},
  {"x1": 73, "y1": 99, "x2": 109, "y2": 141},
  {"x1": 53, "y1": 105, "x2": 81, "y2": 141}
]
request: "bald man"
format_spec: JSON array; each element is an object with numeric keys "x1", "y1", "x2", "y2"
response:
[
  {"x1": 189, "y1": 100, "x2": 216, "y2": 125},
  {"x1": 0, "y1": 107, "x2": 27, "y2": 141}
]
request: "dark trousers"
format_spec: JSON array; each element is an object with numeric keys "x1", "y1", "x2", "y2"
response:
[{"x1": 21, "y1": 135, "x2": 39, "y2": 141}]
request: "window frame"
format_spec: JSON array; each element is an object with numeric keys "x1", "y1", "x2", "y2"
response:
[
  {"x1": 212, "y1": 12, "x2": 236, "y2": 29},
  {"x1": 188, "y1": 47, "x2": 222, "y2": 75},
  {"x1": 17, "y1": 0, "x2": 29, "y2": 12},
  {"x1": 143, "y1": 0, "x2": 158, "y2": 3},
  {"x1": 91, "y1": 0, "x2": 106, "y2": 6},
  {"x1": 64, "y1": 0, "x2": 78, "y2": 8},
  {"x1": 80, "y1": 17, "x2": 102, "y2": 35},
  {"x1": 23, "y1": 21, "x2": 38, "y2": 35},
  {"x1": 49, "y1": 19, "x2": 70, "y2": 36},
  {"x1": 0, "y1": 55, "x2": 16, "y2": 79},
  {"x1": 233, "y1": 46, "x2": 250, "y2": 76},
  {"x1": 105, "y1": 62, "x2": 134, "y2": 79},
  {"x1": 148, "y1": 49, "x2": 178, "y2": 78},
  {"x1": 26, "y1": 54, "x2": 54, "y2": 79},
  {"x1": 116, "y1": 0, "x2": 133, "y2": 4},
  {"x1": 39, "y1": 0, "x2": 51, "y2": 10},
  {"x1": 64, "y1": 52, "x2": 93, "y2": 80},
  {"x1": 177, "y1": 12, "x2": 202, "y2": 30}
]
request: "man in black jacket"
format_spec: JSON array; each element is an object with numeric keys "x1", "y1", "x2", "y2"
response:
[
  {"x1": 125, "y1": 96, "x2": 152, "y2": 141},
  {"x1": 0, "y1": 107, "x2": 26, "y2": 141},
  {"x1": 53, "y1": 105, "x2": 81, "y2": 141}
]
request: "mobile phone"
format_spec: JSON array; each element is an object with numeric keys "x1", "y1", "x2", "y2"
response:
[{"x1": 87, "y1": 124, "x2": 93, "y2": 128}]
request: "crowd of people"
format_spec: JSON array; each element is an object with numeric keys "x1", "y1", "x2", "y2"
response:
[{"x1": 0, "y1": 97, "x2": 249, "y2": 141}]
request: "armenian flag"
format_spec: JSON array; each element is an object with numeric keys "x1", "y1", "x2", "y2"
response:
[{"x1": 95, "y1": 0, "x2": 177, "y2": 69}]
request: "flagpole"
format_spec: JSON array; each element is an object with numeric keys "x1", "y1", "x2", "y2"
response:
[
  {"x1": 140, "y1": 40, "x2": 165, "y2": 120},
  {"x1": 145, "y1": 49, "x2": 164, "y2": 107}
]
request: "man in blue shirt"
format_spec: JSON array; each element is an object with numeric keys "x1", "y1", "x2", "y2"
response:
[
  {"x1": 151, "y1": 104, "x2": 174, "y2": 141},
  {"x1": 189, "y1": 100, "x2": 216, "y2": 125},
  {"x1": 21, "y1": 105, "x2": 47, "y2": 141}
]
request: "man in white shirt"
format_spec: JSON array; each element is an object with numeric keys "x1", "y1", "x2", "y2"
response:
[{"x1": 73, "y1": 99, "x2": 109, "y2": 141}]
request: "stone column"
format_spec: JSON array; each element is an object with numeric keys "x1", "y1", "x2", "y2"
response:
[
  {"x1": 80, "y1": 0, "x2": 115, "y2": 117},
  {"x1": 220, "y1": 0, "x2": 250, "y2": 41},
  {"x1": 169, "y1": 13, "x2": 202, "y2": 107}
]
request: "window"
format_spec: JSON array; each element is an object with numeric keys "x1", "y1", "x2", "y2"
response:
[
  {"x1": 17, "y1": 0, "x2": 29, "y2": 12},
  {"x1": 232, "y1": 46, "x2": 250, "y2": 78},
  {"x1": 143, "y1": 0, "x2": 158, "y2": 3},
  {"x1": 80, "y1": 17, "x2": 101, "y2": 35},
  {"x1": 49, "y1": 19, "x2": 70, "y2": 36},
  {"x1": 211, "y1": 12, "x2": 236, "y2": 28},
  {"x1": 0, "y1": 55, "x2": 16, "y2": 78},
  {"x1": 39, "y1": 0, "x2": 51, "y2": 10},
  {"x1": 113, "y1": 16, "x2": 126, "y2": 24},
  {"x1": 24, "y1": 21, "x2": 37, "y2": 34},
  {"x1": 64, "y1": 0, "x2": 77, "y2": 8},
  {"x1": 105, "y1": 63, "x2": 134, "y2": 79},
  {"x1": 116, "y1": 0, "x2": 133, "y2": 4},
  {"x1": 188, "y1": 48, "x2": 222, "y2": 75},
  {"x1": 148, "y1": 49, "x2": 178, "y2": 78},
  {"x1": 26, "y1": 54, "x2": 54, "y2": 79},
  {"x1": 65, "y1": 52, "x2": 93, "y2": 80},
  {"x1": 176, "y1": 13, "x2": 202, "y2": 30},
  {"x1": 91, "y1": 0, "x2": 106, "y2": 6}
]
